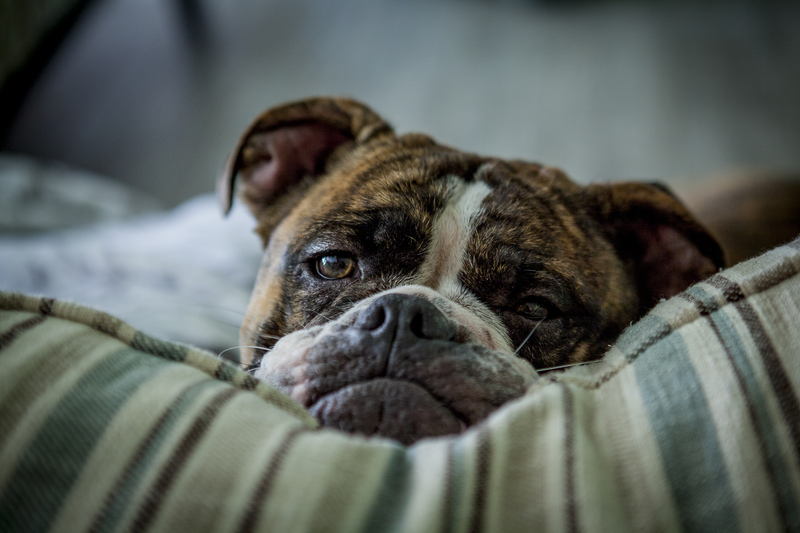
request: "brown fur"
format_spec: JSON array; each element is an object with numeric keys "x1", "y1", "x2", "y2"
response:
[{"x1": 220, "y1": 97, "x2": 724, "y2": 442}]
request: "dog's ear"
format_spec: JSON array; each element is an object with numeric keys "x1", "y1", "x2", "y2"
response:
[
  {"x1": 582, "y1": 182, "x2": 726, "y2": 314},
  {"x1": 218, "y1": 97, "x2": 393, "y2": 217}
]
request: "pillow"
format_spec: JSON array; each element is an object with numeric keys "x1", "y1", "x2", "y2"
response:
[{"x1": 1, "y1": 236, "x2": 799, "y2": 533}]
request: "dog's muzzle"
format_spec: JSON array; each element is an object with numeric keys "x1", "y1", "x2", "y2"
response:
[{"x1": 302, "y1": 293, "x2": 526, "y2": 444}]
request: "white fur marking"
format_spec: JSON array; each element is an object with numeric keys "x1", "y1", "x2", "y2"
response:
[{"x1": 417, "y1": 178, "x2": 492, "y2": 296}]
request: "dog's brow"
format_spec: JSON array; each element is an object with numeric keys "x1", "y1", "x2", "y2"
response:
[
  {"x1": 300, "y1": 235, "x2": 355, "y2": 255},
  {"x1": 520, "y1": 262, "x2": 547, "y2": 272}
]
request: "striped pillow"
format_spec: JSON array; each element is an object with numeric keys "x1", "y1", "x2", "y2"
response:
[{"x1": 1, "y1": 236, "x2": 799, "y2": 533}]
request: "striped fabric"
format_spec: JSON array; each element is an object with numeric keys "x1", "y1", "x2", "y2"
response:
[{"x1": 1, "y1": 237, "x2": 799, "y2": 533}]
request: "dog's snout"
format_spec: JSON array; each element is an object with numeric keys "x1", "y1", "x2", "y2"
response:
[{"x1": 354, "y1": 294, "x2": 456, "y2": 343}]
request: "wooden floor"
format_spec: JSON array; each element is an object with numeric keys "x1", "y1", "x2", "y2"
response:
[{"x1": 4, "y1": 0, "x2": 800, "y2": 206}]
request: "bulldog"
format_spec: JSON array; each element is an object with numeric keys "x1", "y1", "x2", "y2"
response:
[{"x1": 219, "y1": 97, "x2": 724, "y2": 445}]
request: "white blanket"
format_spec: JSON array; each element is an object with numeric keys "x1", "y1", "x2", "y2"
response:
[{"x1": 0, "y1": 155, "x2": 262, "y2": 355}]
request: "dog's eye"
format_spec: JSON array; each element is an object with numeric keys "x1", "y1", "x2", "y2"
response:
[
  {"x1": 516, "y1": 300, "x2": 548, "y2": 321},
  {"x1": 315, "y1": 255, "x2": 356, "y2": 279}
]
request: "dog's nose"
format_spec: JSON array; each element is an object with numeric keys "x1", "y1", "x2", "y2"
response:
[{"x1": 353, "y1": 294, "x2": 456, "y2": 345}]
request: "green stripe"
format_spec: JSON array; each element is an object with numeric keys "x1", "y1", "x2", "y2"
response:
[
  {"x1": 359, "y1": 447, "x2": 412, "y2": 533},
  {"x1": 88, "y1": 378, "x2": 221, "y2": 533},
  {"x1": 0, "y1": 347, "x2": 172, "y2": 533},
  {"x1": 131, "y1": 332, "x2": 189, "y2": 362},
  {"x1": 468, "y1": 428, "x2": 491, "y2": 533},
  {"x1": 214, "y1": 360, "x2": 238, "y2": 382},
  {"x1": 441, "y1": 441, "x2": 463, "y2": 533},
  {"x1": 634, "y1": 330, "x2": 740, "y2": 533},
  {"x1": 127, "y1": 387, "x2": 239, "y2": 533},
  {"x1": 236, "y1": 427, "x2": 305, "y2": 533},
  {"x1": 0, "y1": 314, "x2": 46, "y2": 351}
]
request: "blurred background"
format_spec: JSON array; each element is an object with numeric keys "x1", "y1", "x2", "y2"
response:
[
  {"x1": 4, "y1": 0, "x2": 800, "y2": 205},
  {"x1": 1, "y1": 0, "x2": 799, "y2": 353}
]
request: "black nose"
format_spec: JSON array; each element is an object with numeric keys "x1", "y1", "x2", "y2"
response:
[{"x1": 353, "y1": 294, "x2": 456, "y2": 346}]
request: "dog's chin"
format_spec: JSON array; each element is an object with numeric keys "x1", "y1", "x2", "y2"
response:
[{"x1": 308, "y1": 379, "x2": 465, "y2": 445}]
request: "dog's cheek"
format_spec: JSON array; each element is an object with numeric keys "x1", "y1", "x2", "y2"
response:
[
  {"x1": 254, "y1": 333, "x2": 321, "y2": 404},
  {"x1": 254, "y1": 355, "x2": 297, "y2": 396},
  {"x1": 507, "y1": 355, "x2": 540, "y2": 387}
]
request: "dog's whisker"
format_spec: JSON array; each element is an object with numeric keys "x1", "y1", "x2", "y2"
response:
[
  {"x1": 537, "y1": 360, "x2": 603, "y2": 373},
  {"x1": 285, "y1": 315, "x2": 304, "y2": 331},
  {"x1": 182, "y1": 305, "x2": 247, "y2": 319},
  {"x1": 311, "y1": 310, "x2": 333, "y2": 322},
  {"x1": 217, "y1": 345, "x2": 273, "y2": 360},
  {"x1": 514, "y1": 316, "x2": 545, "y2": 354},
  {"x1": 152, "y1": 305, "x2": 244, "y2": 329},
  {"x1": 201, "y1": 317, "x2": 242, "y2": 330}
]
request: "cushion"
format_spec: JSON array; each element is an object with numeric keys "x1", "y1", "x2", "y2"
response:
[{"x1": 1, "y1": 236, "x2": 799, "y2": 533}]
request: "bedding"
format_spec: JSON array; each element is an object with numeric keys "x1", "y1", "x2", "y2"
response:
[
  {"x1": 1, "y1": 236, "x2": 799, "y2": 532},
  {"x1": 0, "y1": 154, "x2": 262, "y2": 355}
]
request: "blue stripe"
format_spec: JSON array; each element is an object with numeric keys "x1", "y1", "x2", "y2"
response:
[
  {"x1": 691, "y1": 285, "x2": 800, "y2": 530},
  {"x1": 683, "y1": 285, "x2": 718, "y2": 313},
  {"x1": 634, "y1": 330, "x2": 740, "y2": 533},
  {"x1": 684, "y1": 284, "x2": 800, "y2": 528},
  {"x1": 614, "y1": 314, "x2": 673, "y2": 364}
]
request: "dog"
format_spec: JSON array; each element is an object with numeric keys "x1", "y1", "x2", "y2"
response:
[{"x1": 218, "y1": 97, "x2": 725, "y2": 445}]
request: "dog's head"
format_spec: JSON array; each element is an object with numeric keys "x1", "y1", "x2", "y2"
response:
[{"x1": 220, "y1": 97, "x2": 723, "y2": 444}]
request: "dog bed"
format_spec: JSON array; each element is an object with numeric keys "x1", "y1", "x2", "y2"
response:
[{"x1": 1, "y1": 236, "x2": 799, "y2": 532}]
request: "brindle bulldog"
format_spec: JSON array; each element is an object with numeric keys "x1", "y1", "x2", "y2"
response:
[{"x1": 219, "y1": 97, "x2": 724, "y2": 445}]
